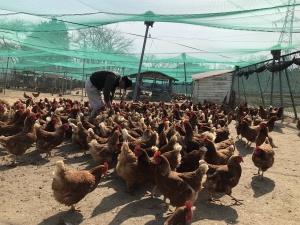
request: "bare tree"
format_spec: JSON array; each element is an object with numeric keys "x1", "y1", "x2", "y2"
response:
[{"x1": 70, "y1": 26, "x2": 134, "y2": 55}]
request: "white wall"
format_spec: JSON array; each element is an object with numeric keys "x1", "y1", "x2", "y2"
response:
[{"x1": 193, "y1": 73, "x2": 232, "y2": 104}]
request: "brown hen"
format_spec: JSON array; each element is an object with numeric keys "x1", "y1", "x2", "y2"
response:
[{"x1": 52, "y1": 160, "x2": 108, "y2": 211}]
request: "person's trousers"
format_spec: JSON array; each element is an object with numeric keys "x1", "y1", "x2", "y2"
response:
[{"x1": 85, "y1": 77, "x2": 104, "y2": 117}]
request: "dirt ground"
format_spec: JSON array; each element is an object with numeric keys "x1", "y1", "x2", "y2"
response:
[{"x1": 0, "y1": 89, "x2": 299, "y2": 225}]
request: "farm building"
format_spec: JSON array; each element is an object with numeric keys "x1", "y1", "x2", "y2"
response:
[{"x1": 192, "y1": 70, "x2": 233, "y2": 104}]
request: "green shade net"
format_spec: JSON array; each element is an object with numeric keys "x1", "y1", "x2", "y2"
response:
[{"x1": 0, "y1": 0, "x2": 300, "y2": 82}]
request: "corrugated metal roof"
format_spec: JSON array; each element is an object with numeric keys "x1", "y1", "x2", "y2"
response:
[
  {"x1": 192, "y1": 70, "x2": 233, "y2": 81},
  {"x1": 129, "y1": 71, "x2": 179, "y2": 81}
]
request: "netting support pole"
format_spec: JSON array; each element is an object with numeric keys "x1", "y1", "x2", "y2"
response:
[
  {"x1": 237, "y1": 76, "x2": 240, "y2": 104},
  {"x1": 85, "y1": 74, "x2": 87, "y2": 97},
  {"x1": 282, "y1": 56, "x2": 297, "y2": 119},
  {"x1": 3, "y1": 57, "x2": 9, "y2": 95},
  {"x1": 279, "y1": 71, "x2": 283, "y2": 107},
  {"x1": 270, "y1": 59, "x2": 275, "y2": 106},
  {"x1": 81, "y1": 60, "x2": 85, "y2": 102},
  {"x1": 241, "y1": 76, "x2": 247, "y2": 103},
  {"x1": 133, "y1": 21, "x2": 154, "y2": 102},
  {"x1": 61, "y1": 73, "x2": 65, "y2": 95},
  {"x1": 70, "y1": 77, "x2": 73, "y2": 95},
  {"x1": 255, "y1": 66, "x2": 265, "y2": 108},
  {"x1": 184, "y1": 62, "x2": 187, "y2": 98}
]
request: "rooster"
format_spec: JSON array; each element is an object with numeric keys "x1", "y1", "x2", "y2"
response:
[
  {"x1": 164, "y1": 201, "x2": 194, "y2": 225},
  {"x1": 52, "y1": 160, "x2": 108, "y2": 211},
  {"x1": 252, "y1": 138, "x2": 274, "y2": 178}
]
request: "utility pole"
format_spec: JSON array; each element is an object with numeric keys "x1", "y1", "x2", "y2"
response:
[{"x1": 277, "y1": 0, "x2": 296, "y2": 55}]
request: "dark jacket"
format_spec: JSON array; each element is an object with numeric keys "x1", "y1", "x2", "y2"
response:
[{"x1": 90, "y1": 70, "x2": 121, "y2": 103}]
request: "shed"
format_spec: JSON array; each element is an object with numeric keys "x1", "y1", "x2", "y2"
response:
[
  {"x1": 192, "y1": 70, "x2": 233, "y2": 104},
  {"x1": 128, "y1": 71, "x2": 178, "y2": 101}
]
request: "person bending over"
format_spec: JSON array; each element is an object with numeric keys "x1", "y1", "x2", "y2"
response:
[{"x1": 85, "y1": 70, "x2": 132, "y2": 117}]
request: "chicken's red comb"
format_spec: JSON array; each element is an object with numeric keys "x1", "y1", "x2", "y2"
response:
[
  {"x1": 183, "y1": 119, "x2": 189, "y2": 124},
  {"x1": 104, "y1": 162, "x2": 109, "y2": 170},
  {"x1": 64, "y1": 123, "x2": 70, "y2": 130},
  {"x1": 115, "y1": 124, "x2": 121, "y2": 130},
  {"x1": 154, "y1": 151, "x2": 161, "y2": 157},
  {"x1": 134, "y1": 145, "x2": 141, "y2": 151},
  {"x1": 18, "y1": 109, "x2": 24, "y2": 114},
  {"x1": 185, "y1": 201, "x2": 193, "y2": 208},
  {"x1": 203, "y1": 136, "x2": 208, "y2": 142}
]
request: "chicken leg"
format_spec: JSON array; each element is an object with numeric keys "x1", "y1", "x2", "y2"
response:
[
  {"x1": 229, "y1": 195, "x2": 243, "y2": 204},
  {"x1": 71, "y1": 204, "x2": 81, "y2": 211},
  {"x1": 253, "y1": 168, "x2": 264, "y2": 178},
  {"x1": 207, "y1": 193, "x2": 221, "y2": 203}
]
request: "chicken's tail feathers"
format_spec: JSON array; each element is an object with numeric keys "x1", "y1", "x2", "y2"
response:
[
  {"x1": 34, "y1": 121, "x2": 41, "y2": 129},
  {"x1": 55, "y1": 160, "x2": 66, "y2": 175},
  {"x1": 87, "y1": 128, "x2": 94, "y2": 134},
  {"x1": 151, "y1": 145, "x2": 159, "y2": 152},
  {"x1": 264, "y1": 137, "x2": 270, "y2": 144},
  {"x1": 198, "y1": 159, "x2": 209, "y2": 174},
  {"x1": 173, "y1": 142, "x2": 182, "y2": 151},
  {"x1": 121, "y1": 128, "x2": 128, "y2": 141},
  {"x1": 169, "y1": 133, "x2": 178, "y2": 145},
  {"x1": 89, "y1": 139, "x2": 98, "y2": 146}
]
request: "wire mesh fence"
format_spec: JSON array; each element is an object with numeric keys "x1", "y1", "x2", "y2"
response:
[{"x1": 232, "y1": 51, "x2": 300, "y2": 119}]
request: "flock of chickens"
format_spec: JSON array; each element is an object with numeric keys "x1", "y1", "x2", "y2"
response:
[{"x1": 0, "y1": 91, "x2": 297, "y2": 224}]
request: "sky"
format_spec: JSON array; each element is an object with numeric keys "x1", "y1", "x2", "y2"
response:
[{"x1": 107, "y1": 21, "x2": 284, "y2": 62}]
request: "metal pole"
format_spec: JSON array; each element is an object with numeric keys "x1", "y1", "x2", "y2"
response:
[
  {"x1": 85, "y1": 74, "x2": 88, "y2": 97},
  {"x1": 237, "y1": 75, "x2": 240, "y2": 104},
  {"x1": 70, "y1": 77, "x2": 73, "y2": 94},
  {"x1": 278, "y1": 59, "x2": 283, "y2": 107},
  {"x1": 184, "y1": 62, "x2": 187, "y2": 98},
  {"x1": 61, "y1": 72, "x2": 65, "y2": 95},
  {"x1": 270, "y1": 59, "x2": 275, "y2": 106},
  {"x1": 282, "y1": 56, "x2": 297, "y2": 119},
  {"x1": 81, "y1": 60, "x2": 85, "y2": 101},
  {"x1": 3, "y1": 57, "x2": 10, "y2": 95},
  {"x1": 255, "y1": 65, "x2": 266, "y2": 108},
  {"x1": 133, "y1": 21, "x2": 154, "y2": 102}
]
